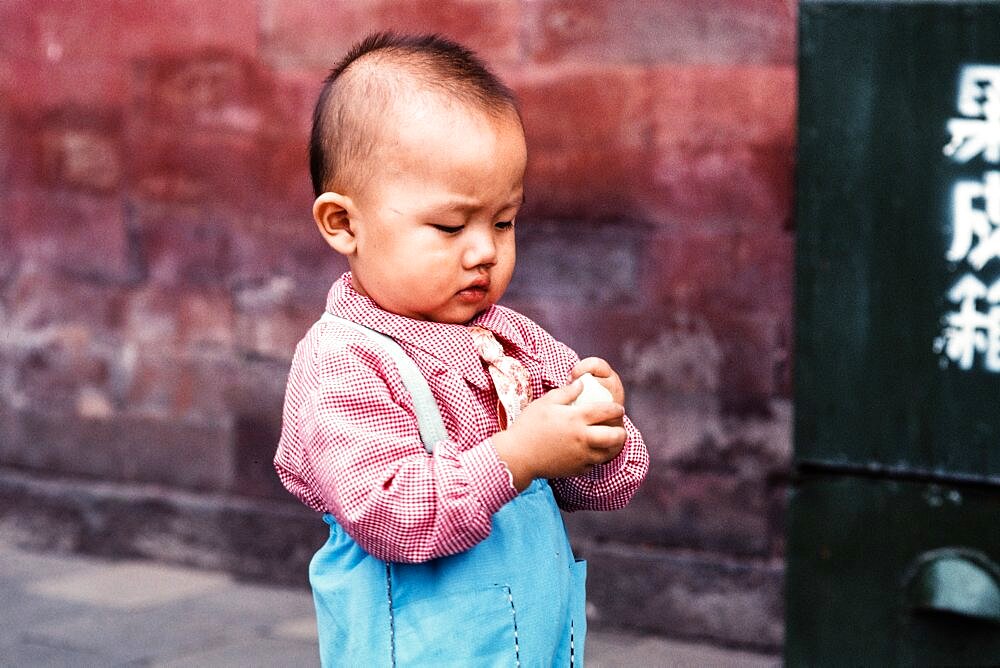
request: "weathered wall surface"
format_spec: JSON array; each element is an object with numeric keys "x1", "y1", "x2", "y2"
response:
[{"x1": 0, "y1": 0, "x2": 796, "y2": 651}]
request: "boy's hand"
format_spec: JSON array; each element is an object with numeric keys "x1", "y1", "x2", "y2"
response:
[
  {"x1": 570, "y1": 358, "x2": 625, "y2": 427},
  {"x1": 491, "y1": 378, "x2": 627, "y2": 491}
]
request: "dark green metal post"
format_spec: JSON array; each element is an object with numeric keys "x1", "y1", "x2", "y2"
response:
[{"x1": 789, "y1": 1, "x2": 1000, "y2": 664}]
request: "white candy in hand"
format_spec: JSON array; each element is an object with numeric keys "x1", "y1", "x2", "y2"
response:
[{"x1": 571, "y1": 372, "x2": 614, "y2": 405}]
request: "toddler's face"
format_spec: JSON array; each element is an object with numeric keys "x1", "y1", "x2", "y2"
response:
[{"x1": 348, "y1": 104, "x2": 526, "y2": 324}]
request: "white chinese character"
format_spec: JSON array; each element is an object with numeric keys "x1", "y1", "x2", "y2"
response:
[
  {"x1": 947, "y1": 171, "x2": 1000, "y2": 269},
  {"x1": 936, "y1": 273, "x2": 1000, "y2": 371},
  {"x1": 943, "y1": 64, "x2": 1000, "y2": 163},
  {"x1": 986, "y1": 280, "x2": 1000, "y2": 372}
]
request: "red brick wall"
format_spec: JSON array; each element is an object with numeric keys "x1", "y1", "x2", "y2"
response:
[{"x1": 0, "y1": 0, "x2": 796, "y2": 650}]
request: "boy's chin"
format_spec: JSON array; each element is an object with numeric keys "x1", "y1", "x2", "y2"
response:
[
  {"x1": 434, "y1": 302, "x2": 495, "y2": 325},
  {"x1": 371, "y1": 301, "x2": 492, "y2": 325}
]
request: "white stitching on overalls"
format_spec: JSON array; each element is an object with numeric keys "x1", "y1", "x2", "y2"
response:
[
  {"x1": 386, "y1": 563, "x2": 397, "y2": 667},
  {"x1": 570, "y1": 620, "x2": 575, "y2": 667},
  {"x1": 506, "y1": 586, "x2": 520, "y2": 667}
]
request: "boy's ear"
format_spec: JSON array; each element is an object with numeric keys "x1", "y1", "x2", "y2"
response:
[{"x1": 313, "y1": 192, "x2": 359, "y2": 255}]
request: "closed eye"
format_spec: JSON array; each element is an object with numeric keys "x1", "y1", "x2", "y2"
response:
[
  {"x1": 433, "y1": 224, "x2": 464, "y2": 234},
  {"x1": 495, "y1": 220, "x2": 514, "y2": 230}
]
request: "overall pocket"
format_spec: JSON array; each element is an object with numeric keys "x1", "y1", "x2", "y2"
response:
[
  {"x1": 569, "y1": 559, "x2": 588, "y2": 667},
  {"x1": 392, "y1": 583, "x2": 520, "y2": 667}
]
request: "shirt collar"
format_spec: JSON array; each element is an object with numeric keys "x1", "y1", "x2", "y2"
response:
[{"x1": 325, "y1": 273, "x2": 533, "y2": 390}]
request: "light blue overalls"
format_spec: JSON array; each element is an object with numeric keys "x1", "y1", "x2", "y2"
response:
[{"x1": 309, "y1": 314, "x2": 587, "y2": 667}]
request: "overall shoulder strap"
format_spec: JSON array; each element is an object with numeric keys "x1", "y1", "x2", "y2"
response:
[{"x1": 320, "y1": 312, "x2": 446, "y2": 453}]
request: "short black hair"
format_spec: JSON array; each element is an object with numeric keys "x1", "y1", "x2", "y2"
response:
[{"x1": 308, "y1": 32, "x2": 520, "y2": 197}]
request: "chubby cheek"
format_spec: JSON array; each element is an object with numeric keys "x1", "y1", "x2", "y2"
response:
[{"x1": 490, "y1": 250, "x2": 516, "y2": 301}]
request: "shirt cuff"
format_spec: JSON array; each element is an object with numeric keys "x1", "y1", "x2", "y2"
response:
[
  {"x1": 583, "y1": 415, "x2": 642, "y2": 480},
  {"x1": 457, "y1": 439, "x2": 519, "y2": 513}
]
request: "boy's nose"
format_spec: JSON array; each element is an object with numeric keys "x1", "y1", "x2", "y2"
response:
[{"x1": 463, "y1": 230, "x2": 498, "y2": 268}]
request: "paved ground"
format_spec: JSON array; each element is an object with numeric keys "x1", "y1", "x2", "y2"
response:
[{"x1": 0, "y1": 540, "x2": 780, "y2": 667}]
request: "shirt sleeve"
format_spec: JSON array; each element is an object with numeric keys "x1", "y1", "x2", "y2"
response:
[
  {"x1": 550, "y1": 414, "x2": 649, "y2": 512},
  {"x1": 508, "y1": 310, "x2": 650, "y2": 512},
  {"x1": 276, "y1": 334, "x2": 517, "y2": 564}
]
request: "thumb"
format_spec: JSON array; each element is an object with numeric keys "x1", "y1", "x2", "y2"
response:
[{"x1": 543, "y1": 378, "x2": 584, "y2": 406}]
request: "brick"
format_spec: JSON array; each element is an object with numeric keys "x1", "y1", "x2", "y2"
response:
[
  {"x1": 114, "y1": 340, "x2": 285, "y2": 425},
  {"x1": 624, "y1": 365, "x2": 791, "y2": 467},
  {"x1": 0, "y1": 470, "x2": 325, "y2": 584},
  {"x1": 128, "y1": 203, "x2": 236, "y2": 286},
  {"x1": 608, "y1": 295, "x2": 788, "y2": 406},
  {"x1": 233, "y1": 278, "x2": 317, "y2": 360},
  {"x1": 5, "y1": 106, "x2": 122, "y2": 192},
  {"x1": 260, "y1": 0, "x2": 522, "y2": 69},
  {"x1": 0, "y1": 407, "x2": 233, "y2": 491},
  {"x1": 126, "y1": 125, "x2": 310, "y2": 216},
  {"x1": 716, "y1": 313, "x2": 791, "y2": 406},
  {"x1": 644, "y1": 142, "x2": 794, "y2": 228},
  {"x1": 224, "y1": 226, "x2": 290, "y2": 292},
  {"x1": 564, "y1": 470, "x2": 775, "y2": 557},
  {"x1": 0, "y1": 56, "x2": 128, "y2": 114},
  {"x1": 234, "y1": 305, "x2": 308, "y2": 360},
  {"x1": 0, "y1": 272, "x2": 138, "y2": 420},
  {"x1": 512, "y1": 66, "x2": 653, "y2": 220},
  {"x1": 128, "y1": 123, "x2": 265, "y2": 202},
  {"x1": 262, "y1": 235, "x2": 349, "y2": 309},
  {"x1": 131, "y1": 53, "x2": 272, "y2": 136},
  {"x1": 513, "y1": 263, "x2": 792, "y2": 407},
  {"x1": 640, "y1": 228, "x2": 741, "y2": 312},
  {"x1": 0, "y1": 0, "x2": 259, "y2": 63},
  {"x1": 124, "y1": 352, "x2": 232, "y2": 422},
  {"x1": 213, "y1": 214, "x2": 340, "y2": 313},
  {"x1": 255, "y1": 133, "x2": 316, "y2": 209},
  {"x1": 0, "y1": 194, "x2": 17, "y2": 285},
  {"x1": 593, "y1": 468, "x2": 774, "y2": 554},
  {"x1": 0, "y1": 401, "x2": 23, "y2": 468},
  {"x1": 117, "y1": 413, "x2": 234, "y2": 490},
  {"x1": 731, "y1": 223, "x2": 794, "y2": 312},
  {"x1": 0, "y1": 409, "x2": 114, "y2": 478},
  {"x1": 565, "y1": 390, "x2": 791, "y2": 555},
  {"x1": 0, "y1": 110, "x2": 12, "y2": 188},
  {"x1": 233, "y1": 412, "x2": 288, "y2": 499},
  {"x1": 638, "y1": 225, "x2": 791, "y2": 317},
  {"x1": 578, "y1": 542, "x2": 784, "y2": 650},
  {"x1": 40, "y1": 127, "x2": 121, "y2": 191},
  {"x1": 267, "y1": 68, "x2": 325, "y2": 138},
  {"x1": 222, "y1": 357, "x2": 291, "y2": 439},
  {"x1": 5, "y1": 190, "x2": 134, "y2": 283},
  {"x1": 0, "y1": 55, "x2": 128, "y2": 113},
  {"x1": 767, "y1": 482, "x2": 788, "y2": 559},
  {"x1": 34, "y1": 107, "x2": 123, "y2": 192},
  {"x1": 525, "y1": 0, "x2": 796, "y2": 65},
  {"x1": 634, "y1": 225, "x2": 792, "y2": 400},
  {"x1": 123, "y1": 286, "x2": 235, "y2": 352},
  {"x1": 0, "y1": 1, "x2": 258, "y2": 113},
  {"x1": 10, "y1": 335, "x2": 112, "y2": 416},
  {"x1": 3, "y1": 270, "x2": 126, "y2": 337},
  {"x1": 505, "y1": 220, "x2": 644, "y2": 306},
  {"x1": 127, "y1": 198, "x2": 334, "y2": 298},
  {"x1": 651, "y1": 65, "x2": 796, "y2": 147},
  {"x1": 253, "y1": 69, "x2": 327, "y2": 207},
  {"x1": 619, "y1": 318, "x2": 725, "y2": 395}
]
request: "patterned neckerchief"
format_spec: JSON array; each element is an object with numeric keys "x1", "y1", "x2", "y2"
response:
[{"x1": 468, "y1": 325, "x2": 533, "y2": 430}]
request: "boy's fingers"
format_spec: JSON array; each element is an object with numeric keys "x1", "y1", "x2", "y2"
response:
[
  {"x1": 585, "y1": 424, "x2": 628, "y2": 449},
  {"x1": 572, "y1": 357, "x2": 613, "y2": 379},
  {"x1": 544, "y1": 379, "x2": 583, "y2": 405},
  {"x1": 577, "y1": 401, "x2": 625, "y2": 424}
]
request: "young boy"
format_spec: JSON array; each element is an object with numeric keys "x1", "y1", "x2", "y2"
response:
[{"x1": 274, "y1": 32, "x2": 649, "y2": 666}]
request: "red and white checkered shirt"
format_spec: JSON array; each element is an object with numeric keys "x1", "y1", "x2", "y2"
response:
[{"x1": 274, "y1": 273, "x2": 649, "y2": 563}]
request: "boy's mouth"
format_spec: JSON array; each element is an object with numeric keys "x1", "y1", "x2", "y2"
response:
[{"x1": 457, "y1": 277, "x2": 490, "y2": 301}]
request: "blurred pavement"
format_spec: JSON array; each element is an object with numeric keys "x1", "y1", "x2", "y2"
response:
[{"x1": 0, "y1": 538, "x2": 780, "y2": 667}]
